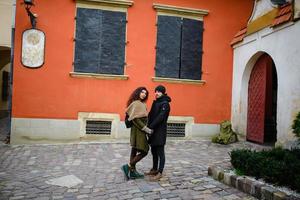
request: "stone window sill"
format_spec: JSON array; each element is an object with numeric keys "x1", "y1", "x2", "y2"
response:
[
  {"x1": 70, "y1": 72, "x2": 129, "y2": 80},
  {"x1": 152, "y1": 77, "x2": 206, "y2": 85}
]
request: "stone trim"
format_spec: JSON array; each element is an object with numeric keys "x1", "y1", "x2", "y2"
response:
[
  {"x1": 78, "y1": 112, "x2": 120, "y2": 138},
  {"x1": 153, "y1": 3, "x2": 209, "y2": 20},
  {"x1": 70, "y1": 72, "x2": 129, "y2": 80},
  {"x1": 208, "y1": 166, "x2": 299, "y2": 200},
  {"x1": 77, "y1": 0, "x2": 133, "y2": 10},
  {"x1": 167, "y1": 116, "x2": 194, "y2": 138},
  {"x1": 152, "y1": 77, "x2": 206, "y2": 85}
]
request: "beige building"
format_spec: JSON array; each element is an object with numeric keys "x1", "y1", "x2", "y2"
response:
[{"x1": 0, "y1": 0, "x2": 14, "y2": 118}]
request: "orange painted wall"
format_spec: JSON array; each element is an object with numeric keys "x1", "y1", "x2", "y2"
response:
[{"x1": 12, "y1": 0, "x2": 253, "y2": 123}]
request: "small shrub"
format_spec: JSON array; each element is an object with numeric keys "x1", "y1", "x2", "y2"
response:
[
  {"x1": 234, "y1": 168, "x2": 244, "y2": 176},
  {"x1": 230, "y1": 147, "x2": 300, "y2": 192},
  {"x1": 292, "y1": 111, "x2": 300, "y2": 141}
]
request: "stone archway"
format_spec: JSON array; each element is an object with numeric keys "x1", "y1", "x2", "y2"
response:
[{"x1": 246, "y1": 53, "x2": 277, "y2": 144}]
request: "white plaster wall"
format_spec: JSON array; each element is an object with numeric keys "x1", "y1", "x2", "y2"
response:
[
  {"x1": 0, "y1": 0, "x2": 13, "y2": 48},
  {"x1": 231, "y1": 22, "x2": 300, "y2": 147},
  {"x1": 249, "y1": 0, "x2": 276, "y2": 22}
]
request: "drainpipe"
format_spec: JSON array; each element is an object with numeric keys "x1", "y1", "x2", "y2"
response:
[{"x1": 7, "y1": 0, "x2": 16, "y2": 143}]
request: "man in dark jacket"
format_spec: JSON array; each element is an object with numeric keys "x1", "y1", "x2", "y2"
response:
[{"x1": 146, "y1": 85, "x2": 171, "y2": 181}]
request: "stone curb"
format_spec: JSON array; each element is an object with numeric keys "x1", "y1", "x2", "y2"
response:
[{"x1": 208, "y1": 166, "x2": 299, "y2": 200}]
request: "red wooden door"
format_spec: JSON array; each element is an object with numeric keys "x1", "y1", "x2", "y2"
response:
[{"x1": 247, "y1": 54, "x2": 272, "y2": 143}]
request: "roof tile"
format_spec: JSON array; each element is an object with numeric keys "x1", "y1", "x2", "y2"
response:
[
  {"x1": 271, "y1": 3, "x2": 292, "y2": 27},
  {"x1": 231, "y1": 27, "x2": 247, "y2": 46}
]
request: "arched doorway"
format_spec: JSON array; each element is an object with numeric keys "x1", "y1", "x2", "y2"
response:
[{"x1": 247, "y1": 53, "x2": 277, "y2": 144}]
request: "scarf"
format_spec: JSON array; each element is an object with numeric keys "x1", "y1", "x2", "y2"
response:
[{"x1": 126, "y1": 100, "x2": 148, "y2": 121}]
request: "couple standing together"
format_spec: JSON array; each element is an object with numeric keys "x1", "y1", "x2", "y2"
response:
[{"x1": 121, "y1": 85, "x2": 171, "y2": 181}]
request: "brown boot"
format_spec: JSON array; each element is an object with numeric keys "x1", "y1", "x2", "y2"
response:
[
  {"x1": 149, "y1": 172, "x2": 162, "y2": 181},
  {"x1": 144, "y1": 169, "x2": 158, "y2": 176}
]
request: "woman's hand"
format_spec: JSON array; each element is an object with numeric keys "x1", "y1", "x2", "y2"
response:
[{"x1": 142, "y1": 126, "x2": 153, "y2": 134}]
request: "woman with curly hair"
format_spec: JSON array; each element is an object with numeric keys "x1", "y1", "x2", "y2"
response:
[{"x1": 121, "y1": 87, "x2": 153, "y2": 180}]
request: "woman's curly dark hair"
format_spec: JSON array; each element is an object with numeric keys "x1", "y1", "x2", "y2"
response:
[{"x1": 127, "y1": 87, "x2": 149, "y2": 107}]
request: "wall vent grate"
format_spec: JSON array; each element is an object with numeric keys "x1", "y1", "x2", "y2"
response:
[
  {"x1": 167, "y1": 123, "x2": 185, "y2": 137},
  {"x1": 86, "y1": 120, "x2": 111, "y2": 135}
]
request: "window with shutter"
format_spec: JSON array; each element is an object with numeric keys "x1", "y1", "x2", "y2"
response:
[
  {"x1": 154, "y1": 4, "x2": 208, "y2": 81},
  {"x1": 74, "y1": 1, "x2": 132, "y2": 76}
]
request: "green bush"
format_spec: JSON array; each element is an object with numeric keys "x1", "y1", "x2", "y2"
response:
[
  {"x1": 292, "y1": 111, "x2": 300, "y2": 140},
  {"x1": 230, "y1": 148, "x2": 300, "y2": 192}
]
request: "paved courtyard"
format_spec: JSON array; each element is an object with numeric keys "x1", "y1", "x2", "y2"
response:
[
  {"x1": 0, "y1": 117, "x2": 9, "y2": 143},
  {"x1": 0, "y1": 138, "x2": 260, "y2": 200}
]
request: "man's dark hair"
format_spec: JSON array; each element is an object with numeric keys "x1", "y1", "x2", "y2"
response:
[{"x1": 155, "y1": 85, "x2": 166, "y2": 94}]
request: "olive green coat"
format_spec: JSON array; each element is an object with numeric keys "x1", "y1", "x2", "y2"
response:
[{"x1": 130, "y1": 117, "x2": 149, "y2": 153}]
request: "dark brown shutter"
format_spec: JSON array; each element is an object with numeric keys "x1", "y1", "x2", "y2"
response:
[
  {"x1": 100, "y1": 10, "x2": 126, "y2": 75},
  {"x1": 180, "y1": 19, "x2": 203, "y2": 80},
  {"x1": 155, "y1": 15, "x2": 181, "y2": 78},
  {"x1": 74, "y1": 8, "x2": 101, "y2": 73}
]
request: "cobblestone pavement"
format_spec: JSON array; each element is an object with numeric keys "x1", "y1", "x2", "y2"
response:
[
  {"x1": 0, "y1": 139, "x2": 260, "y2": 200},
  {"x1": 0, "y1": 117, "x2": 9, "y2": 143}
]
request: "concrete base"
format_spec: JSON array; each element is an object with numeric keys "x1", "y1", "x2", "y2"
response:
[
  {"x1": 11, "y1": 116, "x2": 220, "y2": 144},
  {"x1": 11, "y1": 118, "x2": 81, "y2": 144}
]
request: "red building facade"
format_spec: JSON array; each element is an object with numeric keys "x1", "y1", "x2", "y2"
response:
[{"x1": 11, "y1": 0, "x2": 253, "y2": 144}]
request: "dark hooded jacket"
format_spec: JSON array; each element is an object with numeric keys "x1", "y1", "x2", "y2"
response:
[{"x1": 148, "y1": 94, "x2": 171, "y2": 146}]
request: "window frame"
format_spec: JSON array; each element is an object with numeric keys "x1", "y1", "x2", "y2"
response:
[
  {"x1": 153, "y1": 3, "x2": 208, "y2": 84},
  {"x1": 71, "y1": 0, "x2": 133, "y2": 80}
]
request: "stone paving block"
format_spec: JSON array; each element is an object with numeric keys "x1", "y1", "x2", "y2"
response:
[
  {"x1": 79, "y1": 188, "x2": 91, "y2": 194},
  {"x1": 203, "y1": 184, "x2": 216, "y2": 189},
  {"x1": 8, "y1": 196, "x2": 25, "y2": 200},
  {"x1": 237, "y1": 177, "x2": 246, "y2": 192},
  {"x1": 193, "y1": 186, "x2": 206, "y2": 191},
  {"x1": 216, "y1": 190, "x2": 230, "y2": 196},
  {"x1": 230, "y1": 175, "x2": 238, "y2": 188},
  {"x1": 287, "y1": 195, "x2": 300, "y2": 200},
  {"x1": 244, "y1": 178, "x2": 254, "y2": 194},
  {"x1": 90, "y1": 192, "x2": 106, "y2": 197},
  {"x1": 273, "y1": 191, "x2": 287, "y2": 200},
  {"x1": 45, "y1": 175, "x2": 83, "y2": 188},
  {"x1": 251, "y1": 182, "x2": 264, "y2": 199},
  {"x1": 262, "y1": 186, "x2": 276, "y2": 200},
  {"x1": 77, "y1": 194, "x2": 89, "y2": 199},
  {"x1": 167, "y1": 197, "x2": 181, "y2": 200},
  {"x1": 35, "y1": 197, "x2": 50, "y2": 200},
  {"x1": 190, "y1": 178, "x2": 202, "y2": 184},
  {"x1": 223, "y1": 172, "x2": 232, "y2": 186},
  {"x1": 223, "y1": 194, "x2": 241, "y2": 200},
  {"x1": 52, "y1": 196, "x2": 64, "y2": 199},
  {"x1": 211, "y1": 187, "x2": 223, "y2": 193}
]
